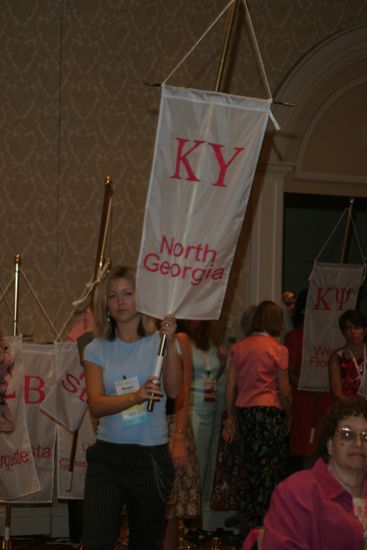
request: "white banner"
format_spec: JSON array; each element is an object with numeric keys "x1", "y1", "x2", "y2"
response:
[
  {"x1": 13, "y1": 343, "x2": 57, "y2": 504},
  {"x1": 137, "y1": 84, "x2": 271, "y2": 319},
  {"x1": 0, "y1": 337, "x2": 41, "y2": 501},
  {"x1": 57, "y1": 412, "x2": 96, "y2": 499},
  {"x1": 0, "y1": 340, "x2": 94, "y2": 502},
  {"x1": 41, "y1": 342, "x2": 88, "y2": 432},
  {"x1": 299, "y1": 262, "x2": 364, "y2": 391}
]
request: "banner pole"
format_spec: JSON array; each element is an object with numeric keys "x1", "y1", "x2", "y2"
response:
[
  {"x1": 147, "y1": 334, "x2": 167, "y2": 413},
  {"x1": 310, "y1": 197, "x2": 355, "y2": 446},
  {"x1": 340, "y1": 197, "x2": 354, "y2": 263},
  {"x1": 67, "y1": 176, "x2": 113, "y2": 493},
  {"x1": 94, "y1": 176, "x2": 113, "y2": 280},
  {"x1": 214, "y1": 0, "x2": 239, "y2": 92},
  {"x1": 2, "y1": 505, "x2": 11, "y2": 550},
  {"x1": 2, "y1": 254, "x2": 21, "y2": 549},
  {"x1": 13, "y1": 254, "x2": 21, "y2": 338}
]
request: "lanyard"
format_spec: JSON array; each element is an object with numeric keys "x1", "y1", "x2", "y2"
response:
[
  {"x1": 348, "y1": 345, "x2": 366, "y2": 379},
  {"x1": 201, "y1": 350, "x2": 211, "y2": 377}
]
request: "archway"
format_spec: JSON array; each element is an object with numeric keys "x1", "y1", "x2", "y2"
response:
[{"x1": 247, "y1": 25, "x2": 367, "y2": 305}]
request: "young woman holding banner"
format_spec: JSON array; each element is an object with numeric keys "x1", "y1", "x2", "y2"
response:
[{"x1": 82, "y1": 265, "x2": 182, "y2": 550}]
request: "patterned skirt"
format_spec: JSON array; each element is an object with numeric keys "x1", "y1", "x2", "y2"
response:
[
  {"x1": 235, "y1": 406, "x2": 288, "y2": 526},
  {"x1": 211, "y1": 410, "x2": 246, "y2": 513},
  {"x1": 165, "y1": 415, "x2": 201, "y2": 519}
]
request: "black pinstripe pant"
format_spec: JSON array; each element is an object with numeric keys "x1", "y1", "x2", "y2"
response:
[{"x1": 83, "y1": 440, "x2": 174, "y2": 550}]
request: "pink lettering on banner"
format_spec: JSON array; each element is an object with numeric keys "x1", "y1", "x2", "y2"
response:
[
  {"x1": 24, "y1": 375, "x2": 46, "y2": 404},
  {"x1": 309, "y1": 344, "x2": 338, "y2": 369},
  {"x1": 61, "y1": 371, "x2": 87, "y2": 403},
  {"x1": 313, "y1": 345, "x2": 335, "y2": 356},
  {"x1": 170, "y1": 138, "x2": 203, "y2": 182},
  {"x1": 313, "y1": 287, "x2": 353, "y2": 311},
  {"x1": 169, "y1": 137, "x2": 245, "y2": 187},
  {"x1": 309, "y1": 356, "x2": 329, "y2": 368},
  {"x1": 160, "y1": 235, "x2": 217, "y2": 263},
  {"x1": 335, "y1": 288, "x2": 352, "y2": 310},
  {"x1": 59, "y1": 457, "x2": 87, "y2": 470},
  {"x1": 0, "y1": 449, "x2": 29, "y2": 470},
  {"x1": 5, "y1": 368, "x2": 15, "y2": 399},
  {"x1": 143, "y1": 254, "x2": 224, "y2": 286},
  {"x1": 58, "y1": 439, "x2": 93, "y2": 470},
  {"x1": 209, "y1": 143, "x2": 245, "y2": 187},
  {"x1": 32, "y1": 445, "x2": 51, "y2": 458},
  {"x1": 143, "y1": 235, "x2": 225, "y2": 286},
  {"x1": 7, "y1": 375, "x2": 47, "y2": 404}
]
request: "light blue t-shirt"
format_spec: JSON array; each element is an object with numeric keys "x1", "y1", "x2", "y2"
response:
[{"x1": 84, "y1": 331, "x2": 168, "y2": 445}]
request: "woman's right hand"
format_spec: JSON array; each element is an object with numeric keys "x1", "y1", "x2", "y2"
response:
[
  {"x1": 135, "y1": 376, "x2": 163, "y2": 404},
  {"x1": 222, "y1": 415, "x2": 236, "y2": 443},
  {"x1": 169, "y1": 433, "x2": 188, "y2": 469}
]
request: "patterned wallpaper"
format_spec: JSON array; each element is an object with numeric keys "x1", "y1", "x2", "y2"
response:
[{"x1": 1, "y1": 0, "x2": 367, "y2": 341}]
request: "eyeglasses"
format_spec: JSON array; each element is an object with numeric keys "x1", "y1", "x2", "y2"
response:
[{"x1": 337, "y1": 427, "x2": 367, "y2": 444}]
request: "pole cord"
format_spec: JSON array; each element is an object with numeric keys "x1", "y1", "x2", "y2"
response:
[
  {"x1": 162, "y1": 0, "x2": 235, "y2": 84},
  {"x1": 19, "y1": 268, "x2": 59, "y2": 338}
]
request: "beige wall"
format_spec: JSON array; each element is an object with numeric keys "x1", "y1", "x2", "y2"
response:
[{"x1": 1, "y1": 0, "x2": 367, "y2": 342}]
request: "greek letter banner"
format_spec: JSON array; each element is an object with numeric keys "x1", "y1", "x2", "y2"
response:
[
  {"x1": 0, "y1": 337, "x2": 41, "y2": 501},
  {"x1": 40, "y1": 342, "x2": 88, "y2": 433},
  {"x1": 298, "y1": 262, "x2": 364, "y2": 391},
  {"x1": 137, "y1": 85, "x2": 271, "y2": 319},
  {"x1": 0, "y1": 341, "x2": 95, "y2": 502}
]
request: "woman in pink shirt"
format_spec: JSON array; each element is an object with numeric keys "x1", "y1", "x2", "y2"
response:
[
  {"x1": 261, "y1": 397, "x2": 367, "y2": 549},
  {"x1": 223, "y1": 301, "x2": 292, "y2": 526}
]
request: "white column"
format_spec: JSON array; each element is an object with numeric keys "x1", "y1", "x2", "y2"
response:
[{"x1": 248, "y1": 165, "x2": 293, "y2": 305}]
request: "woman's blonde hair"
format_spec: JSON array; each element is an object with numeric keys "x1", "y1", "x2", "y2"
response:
[
  {"x1": 251, "y1": 300, "x2": 284, "y2": 337},
  {"x1": 93, "y1": 265, "x2": 156, "y2": 340}
]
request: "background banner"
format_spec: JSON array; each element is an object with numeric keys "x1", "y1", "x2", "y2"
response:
[
  {"x1": 0, "y1": 340, "x2": 94, "y2": 502},
  {"x1": 0, "y1": 337, "x2": 41, "y2": 501},
  {"x1": 299, "y1": 262, "x2": 364, "y2": 391},
  {"x1": 57, "y1": 412, "x2": 96, "y2": 499},
  {"x1": 11, "y1": 344, "x2": 56, "y2": 504},
  {"x1": 41, "y1": 342, "x2": 88, "y2": 432},
  {"x1": 137, "y1": 84, "x2": 271, "y2": 319}
]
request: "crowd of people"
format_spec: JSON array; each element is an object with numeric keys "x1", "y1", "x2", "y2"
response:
[{"x1": 9, "y1": 269, "x2": 365, "y2": 550}]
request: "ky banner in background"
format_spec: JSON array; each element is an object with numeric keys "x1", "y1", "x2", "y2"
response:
[
  {"x1": 137, "y1": 84, "x2": 271, "y2": 319},
  {"x1": 299, "y1": 262, "x2": 364, "y2": 391}
]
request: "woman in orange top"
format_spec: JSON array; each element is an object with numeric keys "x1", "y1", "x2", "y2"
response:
[{"x1": 223, "y1": 301, "x2": 292, "y2": 526}]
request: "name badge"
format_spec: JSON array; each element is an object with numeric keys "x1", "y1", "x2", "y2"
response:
[
  {"x1": 204, "y1": 377, "x2": 216, "y2": 403},
  {"x1": 115, "y1": 376, "x2": 148, "y2": 425}
]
